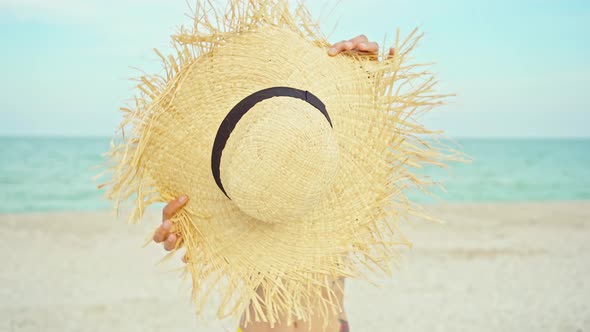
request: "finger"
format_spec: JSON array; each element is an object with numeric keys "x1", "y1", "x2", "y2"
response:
[
  {"x1": 388, "y1": 47, "x2": 395, "y2": 58},
  {"x1": 328, "y1": 41, "x2": 344, "y2": 56},
  {"x1": 328, "y1": 40, "x2": 353, "y2": 56},
  {"x1": 162, "y1": 195, "x2": 189, "y2": 221},
  {"x1": 348, "y1": 34, "x2": 369, "y2": 45},
  {"x1": 152, "y1": 220, "x2": 172, "y2": 243},
  {"x1": 164, "y1": 233, "x2": 178, "y2": 251},
  {"x1": 356, "y1": 41, "x2": 379, "y2": 54}
]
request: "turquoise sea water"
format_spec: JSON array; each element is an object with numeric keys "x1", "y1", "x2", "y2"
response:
[{"x1": 0, "y1": 137, "x2": 588, "y2": 213}]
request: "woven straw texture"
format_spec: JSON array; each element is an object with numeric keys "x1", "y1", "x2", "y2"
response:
[{"x1": 103, "y1": 0, "x2": 454, "y2": 327}]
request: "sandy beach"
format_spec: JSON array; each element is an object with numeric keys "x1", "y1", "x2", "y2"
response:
[{"x1": 1, "y1": 201, "x2": 588, "y2": 331}]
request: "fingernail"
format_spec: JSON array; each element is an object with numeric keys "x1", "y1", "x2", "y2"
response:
[
  {"x1": 162, "y1": 220, "x2": 171, "y2": 230},
  {"x1": 179, "y1": 195, "x2": 187, "y2": 203},
  {"x1": 328, "y1": 48, "x2": 337, "y2": 55},
  {"x1": 167, "y1": 234, "x2": 176, "y2": 243},
  {"x1": 358, "y1": 42, "x2": 366, "y2": 49}
]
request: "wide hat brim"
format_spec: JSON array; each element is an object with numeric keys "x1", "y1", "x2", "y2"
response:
[{"x1": 103, "y1": 0, "x2": 449, "y2": 327}]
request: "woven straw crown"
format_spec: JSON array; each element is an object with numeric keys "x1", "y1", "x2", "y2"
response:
[
  {"x1": 103, "y1": 0, "x2": 453, "y2": 327},
  {"x1": 218, "y1": 88, "x2": 339, "y2": 223}
]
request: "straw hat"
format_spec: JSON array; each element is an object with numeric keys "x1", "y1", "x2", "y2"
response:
[{"x1": 103, "y1": 0, "x2": 451, "y2": 327}]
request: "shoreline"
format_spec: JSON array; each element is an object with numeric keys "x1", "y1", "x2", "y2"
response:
[{"x1": 2, "y1": 199, "x2": 589, "y2": 216}]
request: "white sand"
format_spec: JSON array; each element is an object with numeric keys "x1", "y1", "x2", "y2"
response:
[{"x1": 1, "y1": 202, "x2": 589, "y2": 331}]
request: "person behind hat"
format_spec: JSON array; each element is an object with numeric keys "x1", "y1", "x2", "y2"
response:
[{"x1": 150, "y1": 34, "x2": 394, "y2": 332}]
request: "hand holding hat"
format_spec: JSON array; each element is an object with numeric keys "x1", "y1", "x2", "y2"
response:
[
  {"x1": 328, "y1": 35, "x2": 395, "y2": 58},
  {"x1": 153, "y1": 35, "x2": 393, "y2": 258}
]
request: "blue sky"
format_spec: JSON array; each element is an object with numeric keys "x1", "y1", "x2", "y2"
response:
[{"x1": 0, "y1": 0, "x2": 588, "y2": 137}]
